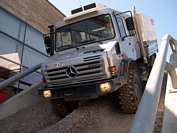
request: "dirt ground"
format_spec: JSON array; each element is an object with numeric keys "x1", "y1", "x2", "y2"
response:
[
  {"x1": 0, "y1": 77, "x2": 167, "y2": 133},
  {"x1": 153, "y1": 76, "x2": 167, "y2": 133}
]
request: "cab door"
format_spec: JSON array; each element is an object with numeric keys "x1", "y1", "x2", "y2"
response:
[{"x1": 115, "y1": 17, "x2": 135, "y2": 59}]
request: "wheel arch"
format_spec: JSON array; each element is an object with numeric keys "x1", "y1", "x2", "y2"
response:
[{"x1": 121, "y1": 58, "x2": 141, "y2": 80}]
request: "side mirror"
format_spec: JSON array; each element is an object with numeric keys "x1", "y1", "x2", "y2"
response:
[
  {"x1": 46, "y1": 48, "x2": 51, "y2": 54},
  {"x1": 44, "y1": 36, "x2": 51, "y2": 54},
  {"x1": 126, "y1": 17, "x2": 134, "y2": 30},
  {"x1": 44, "y1": 36, "x2": 50, "y2": 47}
]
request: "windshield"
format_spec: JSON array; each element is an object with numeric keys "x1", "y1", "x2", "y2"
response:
[{"x1": 56, "y1": 14, "x2": 115, "y2": 51}]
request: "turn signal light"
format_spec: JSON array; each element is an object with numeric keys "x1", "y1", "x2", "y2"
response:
[
  {"x1": 42, "y1": 78, "x2": 46, "y2": 83},
  {"x1": 110, "y1": 66, "x2": 116, "y2": 72},
  {"x1": 119, "y1": 53, "x2": 125, "y2": 58}
]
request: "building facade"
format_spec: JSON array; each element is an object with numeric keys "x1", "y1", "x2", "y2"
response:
[{"x1": 0, "y1": 0, "x2": 65, "y2": 103}]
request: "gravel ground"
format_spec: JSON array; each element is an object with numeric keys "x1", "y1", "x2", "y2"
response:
[
  {"x1": 38, "y1": 97, "x2": 134, "y2": 133},
  {"x1": 0, "y1": 77, "x2": 167, "y2": 133},
  {"x1": 0, "y1": 100, "x2": 60, "y2": 133}
]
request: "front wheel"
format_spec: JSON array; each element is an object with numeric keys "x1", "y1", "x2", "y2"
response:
[
  {"x1": 50, "y1": 99, "x2": 79, "y2": 118},
  {"x1": 118, "y1": 70, "x2": 142, "y2": 113}
]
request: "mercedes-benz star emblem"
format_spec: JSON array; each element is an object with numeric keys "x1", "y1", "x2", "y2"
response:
[{"x1": 66, "y1": 66, "x2": 77, "y2": 78}]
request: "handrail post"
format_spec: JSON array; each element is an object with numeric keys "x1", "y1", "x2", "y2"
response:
[
  {"x1": 165, "y1": 62, "x2": 177, "y2": 89},
  {"x1": 170, "y1": 37, "x2": 177, "y2": 53}
]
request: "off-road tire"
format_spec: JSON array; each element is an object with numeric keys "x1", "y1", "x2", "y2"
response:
[
  {"x1": 50, "y1": 99, "x2": 79, "y2": 118},
  {"x1": 118, "y1": 70, "x2": 142, "y2": 113},
  {"x1": 149, "y1": 53, "x2": 156, "y2": 74}
]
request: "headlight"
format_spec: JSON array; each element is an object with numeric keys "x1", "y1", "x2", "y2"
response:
[
  {"x1": 99, "y1": 82, "x2": 111, "y2": 92},
  {"x1": 43, "y1": 90, "x2": 51, "y2": 98}
]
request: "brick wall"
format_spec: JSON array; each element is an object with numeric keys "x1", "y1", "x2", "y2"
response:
[{"x1": 0, "y1": 0, "x2": 65, "y2": 34}]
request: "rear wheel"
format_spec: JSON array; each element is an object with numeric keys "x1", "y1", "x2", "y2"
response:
[
  {"x1": 118, "y1": 70, "x2": 142, "y2": 113},
  {"x1": 50, "y1": 99, "x2": 79, "y2": 118}
]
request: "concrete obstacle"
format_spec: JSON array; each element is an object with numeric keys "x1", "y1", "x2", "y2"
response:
[{"x1": 0, "y1": 81, "x2": 47, "y2": 120}]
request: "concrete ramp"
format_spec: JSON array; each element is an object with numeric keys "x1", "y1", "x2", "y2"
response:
[{"x1": 0, "y1": 81, "x2": 47, "y2": 120}]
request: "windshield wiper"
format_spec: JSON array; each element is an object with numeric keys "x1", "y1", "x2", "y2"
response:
[
  {"x1": 57, "y1": 45, "x2": 74, "y2": 51},
  {"x1": 73, "y1": 44, "x2": 86, "y2": 50},
  {"x1": 98, "y1": 41, "x2": 103, "y2": 44},
  {"x1": 58, "y1": 45, "x2": 82, "y2": 51}
]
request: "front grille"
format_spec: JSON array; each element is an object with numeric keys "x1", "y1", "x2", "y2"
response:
[
  {"x1": 44, "y1": 55, "x2": 106, "y2": 85},
  {"x1": 83, "y1": 55, "x2": 101, "y2": 62}
]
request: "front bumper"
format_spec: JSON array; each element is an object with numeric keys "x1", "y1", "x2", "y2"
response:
[{"x1": 38, "y1": 77, "x2": 125, "y2": 101}]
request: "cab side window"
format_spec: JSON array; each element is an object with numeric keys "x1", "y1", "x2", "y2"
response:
[{"x1": 116, "y1": 17, "x2": 126, "y2": 37}]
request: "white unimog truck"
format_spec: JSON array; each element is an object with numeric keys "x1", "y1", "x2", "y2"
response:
[{"x1": 39, "y1": 2, "x2": 158, "y2": 118}]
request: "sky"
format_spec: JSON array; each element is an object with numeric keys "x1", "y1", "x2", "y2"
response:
[{"x1": 49, "y1": 0, "x2": 177, "y2": 61}]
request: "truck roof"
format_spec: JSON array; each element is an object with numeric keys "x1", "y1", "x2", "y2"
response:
[{"x1": 55, "y1": 2, "x2": 120, "y2": 28}]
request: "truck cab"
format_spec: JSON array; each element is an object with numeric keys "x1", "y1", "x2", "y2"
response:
[
  {"x1": 52, "y1": 3, "x2": 140, "y2": 60},
  {"x1": 39, "y1": 2, "x2": 158, "y2": 118}
]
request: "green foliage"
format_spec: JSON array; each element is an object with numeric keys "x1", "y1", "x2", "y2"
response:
[
  {"x1": 164, "y1": 70, "x2": 168, "y2": 78},
  {"x1": 143, "y1": 70, "x2": 168, "y2": 82}
]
